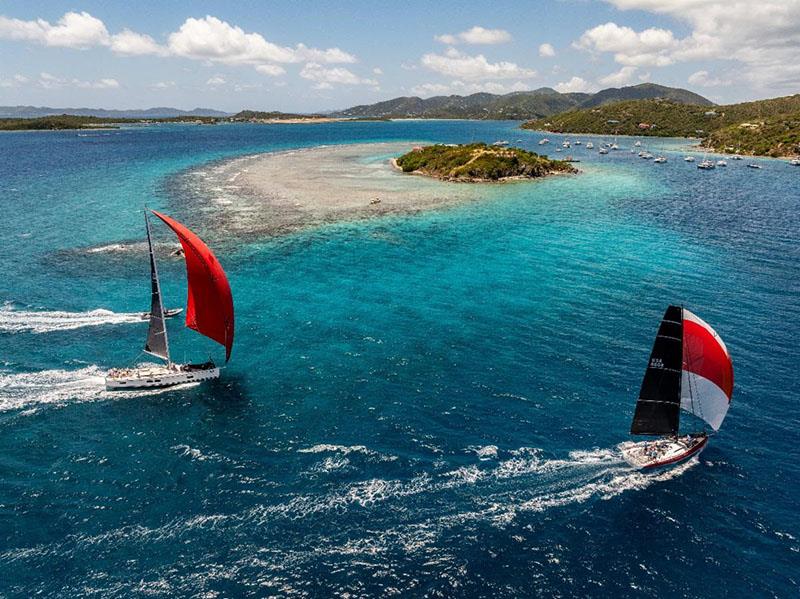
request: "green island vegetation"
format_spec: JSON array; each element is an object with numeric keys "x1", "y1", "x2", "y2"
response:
[
  {"x1": 0, "y1": 114, "x2": 223, "y2": 131},
  {"x1": 0, "y1": 115, "x2": 123, "y2": 130},
  {"x1": 230, "y1": 110, "x2": 325, "y2": 121},
  {"x1": 395, "y1": 143, "x2": 577, "y2": 182},
  {"x1": 521, "y1": 94, "x2": 800, "y2": 157}
]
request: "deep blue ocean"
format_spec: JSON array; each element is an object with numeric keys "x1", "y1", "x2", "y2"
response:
[{"x1": 0, "y1": 121, "x2": 798, "y2": 597}]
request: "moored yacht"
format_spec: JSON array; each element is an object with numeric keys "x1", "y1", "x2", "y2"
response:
[{"x1": 684, "y1": 156, "x2": 696, "y2": 162}]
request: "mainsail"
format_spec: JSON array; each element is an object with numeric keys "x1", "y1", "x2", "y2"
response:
[
  {"x1": 680, "y1": 309, "x2": 734, "y2": 430},
  {"x1": 143, "y1": 212, "x2": 170, "y2": 361},
  {"x1": 151, "y1": 211, "x2": 234, "y2": 361},
  {"x1": 631, "y1": 305, "x2": 684, "y2": 435}
]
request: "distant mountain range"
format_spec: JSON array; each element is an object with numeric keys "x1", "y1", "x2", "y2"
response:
[
  {"x1": 332, "y1": 84, "x2": 712, "y2": 120},
  {"x1": 0, "y1": 106, "x2": 230, "y2": 119}
]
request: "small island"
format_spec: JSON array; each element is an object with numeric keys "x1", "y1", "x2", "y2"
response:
[{"x1": 394, "y1": 143, "x2": 577, "y2": 182}]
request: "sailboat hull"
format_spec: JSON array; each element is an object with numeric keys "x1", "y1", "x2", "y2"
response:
[
  {"x1": 105, "y1": 363, "x2": 219, "y2": 390},
  {"x1": 621, "y1": 434, "x2": 708, "y2": 469}
]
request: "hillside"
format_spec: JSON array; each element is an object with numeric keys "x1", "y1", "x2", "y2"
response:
[
  {"x1": 333, "y1": 83, "x2": 710, "y2": 120},
  {"x1": 579, "y1": 83, "x2": 711, "y2": 108},
  {"x1": 394, "y1": 143, "x2": 576, "y2": 182},
  {"x1": 521, "y1": 94, "x2": 800, "y2": 156}
]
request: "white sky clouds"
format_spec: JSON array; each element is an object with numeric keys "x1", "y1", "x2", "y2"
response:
[
  {"x1": 598, "y1": 65, "x2": 638, "y2": 86},
  {"x1": 0, "y1": 11, "x2": 366, "y2": 89},
  {"x1": 411, "y1": 79, "x2": 530, "y2": 97},
  {"x1": 538, "y1": 43, "x2": 555, "y2": 58},
  {"x1": 38, "y1": 72, "x2": 119, "y2": 89},
  {"x1": 581, "y1": 0, "x2": 800, "y2": 90},
  {"x1": 299, "y1": 63, "x2": 378, "y2": 89},
  {"x1": 421, "y1": 48, "x2": 535, "y2": 80},
  {"x1": 554, "y1": 76, "x2": 595, "y2": 93},
  {"x1": 435, "y1": 26, "x2": 512, "y2": 45},
  {"x1": 575, "y1": 22, "x2": 677, "y2": 67},
  {"x1": 688, "y1": 70, "x2": 732, "y2": 87},
  {"x1": 0, "y1": 3, "x2": 797, "y2": 106}
]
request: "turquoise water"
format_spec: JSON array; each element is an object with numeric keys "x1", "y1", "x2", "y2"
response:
[{"x1": 0, "y1": 122, "x2": 798, "y2": 597}]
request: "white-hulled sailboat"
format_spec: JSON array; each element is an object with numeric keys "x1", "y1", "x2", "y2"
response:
[
  {"x1": 621, "y1": 306, "x2": 734, "y2": 469},
  {"x1": 106, "y1": 210, "x2": 234, "y2": 390}
]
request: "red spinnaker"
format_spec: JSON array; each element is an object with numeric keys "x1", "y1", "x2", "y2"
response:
[{"x1": 152, "y1": 211, "x2": 234, "y2": 361}]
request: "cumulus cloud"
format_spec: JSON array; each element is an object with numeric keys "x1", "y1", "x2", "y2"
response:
[
  {"x1": 598, "y1": 65, "x2": 638, "y2": 86},
  {"x1": 110, "y1": 29, "x2": 166, "y2": 56},
  {"x1": 300, "y1": 63, "x2": 378, "y2": 89},
  {"x1": 373, "y1": 67, "x2": 383, "y2": 75},
  {"x1": 38, "y1": 72, "x2": 119, "y2": 89},
  {"x1": 0, "y1": 74, "x2": 29, "y2": 88},
  {"x1": 0, "y1": 11, "x2": 363, "y2": 88},
  {"x1": 206, "y1": 75, "x2": 226, "y2": 86},
  {"x1": 167, "y1": 16, "x2": 354, "y2": 65},
  {"x1": 584, "y1": 1, "x2": 800, "y2": 90},
  {"x1": 255, "y1": 64, "x2": 286, "y2": 76},
  {"x1": 0, "y1": 11, "x2": 110, "y2": 48},
  {"x1": 411, "y1": 80, "x2": 530, "y2": 97},
  {"x1": 575, "y1": 22, "x2": 677, "y2": 66},
  {"x1": 421, "y1": 48, "x2": 536, "y2": 80},
  {"x1": 688, "y1": 70, "x2": 732, "y2": 87},
  {"x1": 554, "y1": 76, "x2": 595, "y2": 93},
  {"x1": 435, "y1": 26, "x2": 512, "y2": 45},
  {"x1": 538, "y1": 43, "x2": 556, "y2": 57}
]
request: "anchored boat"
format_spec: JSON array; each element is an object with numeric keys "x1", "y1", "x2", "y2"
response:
[
  {"x1": 621, "y1": 306, "x2": 734, "y2": 469},
  {"x1": 106, "y1": 210, "x2": 234, "y2": 390}
]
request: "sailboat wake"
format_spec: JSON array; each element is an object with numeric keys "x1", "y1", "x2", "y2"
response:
[
  {"x1": 0, "y1": 303, "x2": 141, "y2": 334},
  {"x1": 0, "y1": 366, "x2": 199, "y2": 414}
]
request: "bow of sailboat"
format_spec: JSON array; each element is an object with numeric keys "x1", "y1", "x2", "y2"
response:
[{"x1": 151, "y1": 210, "x2": 235, "y2": 362}]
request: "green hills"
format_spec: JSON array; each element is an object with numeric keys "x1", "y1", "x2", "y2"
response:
[
  {"x1": 333, "y1": 84, "x2": 710, "y2": 120},
  {"x1": 521, "y1": 94, "x2": 800, "y2": 157}
]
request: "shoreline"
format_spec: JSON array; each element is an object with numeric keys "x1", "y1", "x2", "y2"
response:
[
  {"x1": 521, "y1": 128, "x2": 798, "y2": 159},
  {"x1": 171, "y1": 142, "x2": 488, "y2": 239}
]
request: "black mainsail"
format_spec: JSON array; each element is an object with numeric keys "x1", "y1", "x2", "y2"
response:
[
  {"x1": 143, "y1": 212, "x2": 170, "y2": 362},
  {"x1": 630, "y1": 305, "x2": 683, "y2": 435}
]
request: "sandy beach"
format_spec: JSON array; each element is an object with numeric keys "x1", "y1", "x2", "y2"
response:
[{"x1": 174, "y1": 143, "x2": 487, "y2": 238}]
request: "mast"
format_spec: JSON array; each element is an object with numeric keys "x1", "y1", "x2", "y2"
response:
[
  {"x1": 630, "y1": 305, "x2": 683, "y2": 436},
  {"x1": 143, "y1": 211, "x2": 171, "y2": 363}
]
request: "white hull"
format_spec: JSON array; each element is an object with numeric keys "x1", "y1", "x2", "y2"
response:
[
  {"x1": 621, "y1": 434, "x2": 708, "y2": 469},
  {"x1": 105, "y1": 363, "x2": 219, "y2": 390}
]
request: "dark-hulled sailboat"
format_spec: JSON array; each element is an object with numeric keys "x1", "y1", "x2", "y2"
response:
[
  {"x1": 621, "y1": 306, "x2": 734, "y2": 469},
  {"x1": 105, "y1": 210, "x2": 234, "y2": 390}
]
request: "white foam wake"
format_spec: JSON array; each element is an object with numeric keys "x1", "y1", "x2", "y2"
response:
[
  {"x1": 0, "y1": 366, "x2": 199, "y2": 414},
  {"x1": 0, "y1": 304, "x2": 141, "y2": 333}
]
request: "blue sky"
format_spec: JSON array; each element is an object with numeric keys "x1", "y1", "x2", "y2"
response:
[{"x1": 1, "y1": 0, "x2": 798, "y2": 111}]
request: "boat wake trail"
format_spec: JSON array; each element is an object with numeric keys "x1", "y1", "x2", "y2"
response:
[
  {"x1": 0, "y1": 303, "x2": 141, "y2": 334},
  {"x1": 0, "y1": 444, "x2": 699, "y2": 593},
  {"x1": 0, "y1": 366, "x2": 199, "y2": 414}
]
